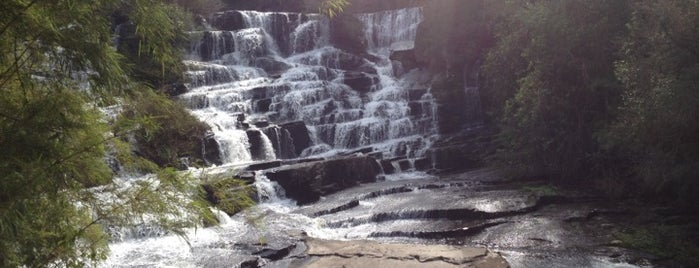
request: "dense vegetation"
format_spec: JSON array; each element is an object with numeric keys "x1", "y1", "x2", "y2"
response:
[
  {"x1": 417, "y1": 0, "x2": 698, "y2": 209},
  {"x1": 0, "y1": 0, "x2": 222, "y2": 266}
]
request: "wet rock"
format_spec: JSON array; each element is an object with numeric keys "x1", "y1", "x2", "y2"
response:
[
  {"x1": 253, "y1": 57, "x2": 291, "y2": 76},
  {"x1": 414, "y1": 157, "x2": 432, "y2": 171},
  {"x1": 398, "y1": 159, "x2": 412, "y2": 171},
  {"x1": 329, "y1": 14, "x2": 368, "y2": 55},
  {"x1": 201, "y1": 178, "x2": 256, "y2": 216},
  {"x1": 342, "y1": 71, "x2": 379, "y2": 94},
  {"x1": 304, "y1": 239, "x2": 509, "y2": 268},
  {"x1": 254, "y1": 244, "x2": 296, "y2": 261},
  {"x1": 238, "y1": 258, "x2": 261, "y2": 268},
  {"x1": 245, "y1": 160, "x2": 282, "y2": 171},
  {"x1": 380, "y1": 159, "x2": 396, "y2": 174},
  {"x1": 253, "y1": 98, "x2": 272, "y2": 113},
  {"x1": 261, "y1": 126, "x2": 297, "y2": 159},
  {"x1": 280, "y1": 121, "x2": 312, "y2": 156},
  {"x1": 390, "y1": 47, "x2": 418, "y2": 71},
  {"x1": 245, "y1": 129, "x2": 269, "y2": 161},
  {"x1": 199, "y1": 31, "x2": 235, "y2": 61},
  {"x1": 429, "y1": 127, "x2": 497, "y2": 173},
  {"x1": 210, "y1": 11, "x2": 245, "y2": 31},
  {"x1": 202, "y1": 131, "x2": 223, "y2": 166},
  {"x1": 408, "y1": 88, "x2": 427, "y2": 101},
  {"x1": 264, "y1": 156, "x2": 381, "y2": 205}
]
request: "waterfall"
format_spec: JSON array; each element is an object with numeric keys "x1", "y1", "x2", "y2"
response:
[
  {"x1": 356, "y1": 7, "x2": 424, "y2": 54},
  {"x1": 180, "y1": 7, "x2": 436, "y2": 166}
]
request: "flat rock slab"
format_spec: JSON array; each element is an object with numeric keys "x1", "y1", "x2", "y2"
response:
[{"x1": 304, "y1": 239, "x2": 509, "y2": 268}]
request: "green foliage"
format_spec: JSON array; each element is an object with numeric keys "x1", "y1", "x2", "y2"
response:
[
  {"x1": 116, "y1": 89, "x2": 212, "y2": 169},
  {"x1": 615, "y1": 224, "x2": 699, "y2": 266},
  {"x1": 199, "y1": 174, "x2": 256, "y2": 216},
  {"x1": 602, "y1": 0, "x2": 699, "y2": 205},
  {"x1": 484, "y1": 0, "x2": 630, "y2": 180},
  {"x1": 317, "y1": 0, "x2": 349, "y2": 18},
  {"x1": 0, "y1": 0, "x2": 216, "y2": 266},
  {"x1": 479, "y1": 0, "x2": 697, "y2": 210}
]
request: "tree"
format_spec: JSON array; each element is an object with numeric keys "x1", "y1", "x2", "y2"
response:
[
  {"x1": 483, "y1": 0, "x2": 630, "y2": 180},
  {"x1": 604, "y1": 0, "x2": 699, "y2": 204},
  {"x1": 0, "y1": 1, "x2": 211, "y2": 266}
]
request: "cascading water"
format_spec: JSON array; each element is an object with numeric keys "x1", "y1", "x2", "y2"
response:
[
  {"x1": 102, "y1": 7, "x2": 437, "y2": 267},
  {"x1": 179, "y1": 6, "x2": 436, "y2": 167}
]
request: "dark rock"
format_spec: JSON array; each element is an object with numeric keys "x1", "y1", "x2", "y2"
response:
[
  {"x1": 250, "y1": 84, "x2": 290, "y2": 100},
  {"x1": 264, "y1": 156, "x2": 381, "y2": 205},
  {"x1": 210, "y1": 11, "x2": 246, "y2": 31},
  {"x1": 254, "y1": 244, "x2": 296, "y2": 261},
  {"x1": 390, "y1": 48, "x2": 418, "y2": 71},
  {"x1": 246, "y1": 160, "x2": 283, "y2": 171},
  {"x1": 408, "y1": 88, "x2": 427, "y2": 101},
  {"x1": 367, "y1": 151, "x2": 383, "y2": 159},
  {"x1": 163, "y1": 83, "x2": 188, "y2": 96},
  {"x1": 239, "y1": 258, "x2": 261, "y2": 268},
  {"x1": 329, "y1": 14, "x2": 367, "y2": 55},
  {"x1": 398, "y1": 159, "x2": 412, "y2": 171},
  {"x1": 342, "y1": 71, "x2": 379, "y2": 94},
  {"x1": 199, "y1": 31, "x2": 235, "y2": 61},
  {"x1": 414, "y1": 157, "x2": 432, "y2": 171},
  {"x1": 381, "y1": 160, "x2": 396, "y2": 174},
  {"x1": 235, "y1": 171, "x2": 257, "y2": 184},
  {"x1": 254, "y1": 98, "x2": 272, "y2": 113},
  {"x1": 428, "y1": 127, "x2": 497, "y2": 173},
  {"x1": 253, "y1": 121, "x2": 270, "y2": 128},
  {"x1": 246, "y1": 129, "x2": 269, "y2": 161},
  {"x1": 280, "y1": 121, "x2": 312, "y2": 156},
  {"x1": 262, "y1": 126, "x2": 297, "y2": 159},
  {"x1": 202, "y1": 131, "x2": 223, "y2": 166},
  {"x1": 408, "y1": 101, "x2": 423, "y2": 117},
  {"x1": 254, "y1": 57, "x2": 292, "y2": 76}
]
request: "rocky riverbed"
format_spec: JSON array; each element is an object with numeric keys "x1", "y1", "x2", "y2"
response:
[{"x1": 103, "y1": 167, "x2": 664, "y2": 267}]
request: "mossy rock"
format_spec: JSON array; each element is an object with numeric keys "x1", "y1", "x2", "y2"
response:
[{"x1": 200, "y1": 177, "x2": 256, "y2": 216}]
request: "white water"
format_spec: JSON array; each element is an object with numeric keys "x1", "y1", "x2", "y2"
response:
[
  {"x1": 179, "y1": 7, "x2": 436, "y2": 166},
  {"x1": 102, "y1": 7, "x2": 435, "y2": 267}
]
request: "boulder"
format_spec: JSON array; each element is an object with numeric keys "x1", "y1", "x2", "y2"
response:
[
  {"x1": 329, "y1": 14, "x2": 368, "y2": 55},
  {"x1": 201, "y1": 177, "x2": 255, "y2": 216},
  {"x1": 380, "y1": 159, "x2": 396, "y2": 174},
  {"x1": 304, "y1": 238, "x2": 509, "y2": 268},
  {"x1": 280, "y1": 121, "x2": 312, "y2": 156},
  {"x1": 199, "y1": 31, "x2": 235, "y2": 61},
  {"x1": 389, "y1": 46, "x2": 418, "y2": 71},
  {"x1": 254, "y1": 57, "x2": 292, "y2": 77},
  {"x1": 210, "y1": 11, "x2": 246, "y2": 31},
  {"x1": 202, "y1": 131, "x2": 223, "y2": 166},
  {"x1": 264, "y1": 156, "x2": 381, "y2": 205},
  {"x1": 246, "y1": 129, "x2": 269, "y2": 161},
  {"x1": 163, "y1": 83, "x2": 188, "y2": 96},
  {"x1": 262, "y1": 125, "x2": 297, "y2": 159},
  {"x1": 342, "y1": 71, "x2": 379, "y2": 94}
]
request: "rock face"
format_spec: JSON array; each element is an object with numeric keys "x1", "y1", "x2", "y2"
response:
[
  {"x1": 390, "y1": 47, "x2": 418, "y2": 72},
  {"x1": 202, "y1": 131, "x2": 223, "y2": 165},
  {"x1": 342, "y1": 71, "x2": 379, "y2": 94},
  {"x1": 428, "y1": 127, "x2": 496, "y2": 173},
  {"x1": 329, "y1": 14, "x2": 368, "y2": 55},
  {"x1": 303, "y1": 239, "x2": 509, "y2": 268},
  {"x1": 279, "y1": 121, "x2": 312, "y2": 156},
  {"x1": 264, "y1": 156, "x2": 381, "y2": 205}
]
